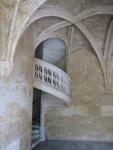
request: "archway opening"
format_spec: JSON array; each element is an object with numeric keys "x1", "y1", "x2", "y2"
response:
[{"x1": 31, "y1": 38, "x2": 67, "y2": 148}]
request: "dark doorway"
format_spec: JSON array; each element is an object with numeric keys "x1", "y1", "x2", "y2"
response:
[{"x1": 32, "y1": 43, "x2": 43, "y2": 126}]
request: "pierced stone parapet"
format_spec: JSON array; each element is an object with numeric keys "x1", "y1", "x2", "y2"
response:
[{"x1": 33, "y1": 58, "x2": 71, "y2": 105}]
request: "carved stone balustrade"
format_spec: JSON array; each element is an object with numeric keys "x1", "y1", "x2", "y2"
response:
[{"x1": 33, "y1": 58, "x2": 71, "y2": 105}]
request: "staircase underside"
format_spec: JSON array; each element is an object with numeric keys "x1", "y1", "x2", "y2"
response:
[{"x1": 33, "y1": 140, "x2": 113, "y2": 150}]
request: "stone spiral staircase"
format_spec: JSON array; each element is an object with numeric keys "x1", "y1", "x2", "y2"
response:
[
  {"x1": 31, "y1": 39, "x2": 71, "y2": 149},
  {"x1": 31, "y1": 58, "x2": 71, "y2": 149}
]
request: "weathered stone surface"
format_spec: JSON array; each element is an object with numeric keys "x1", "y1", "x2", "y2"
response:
[
  {"x1": 1, "y1": 0, "x2": 113, "y2": 149},
  {"x1": 46, "y1": 115, "x2": 113, "y2": 141},
  {"x1": 101, "y1": 106, "x2": 113, "y2": 117},
  {"x1": 0, "y1": 27, "x2": 33, "y2": 149},
  {"x1": 5, "y1": 140, "x2": 20, "y2": 150},
  {"x1": 20, "y1": 130, "x2": 31, "y2": 150},
  {"x1": 44, "y1": 5, "x2": 113, "y2": 141}
]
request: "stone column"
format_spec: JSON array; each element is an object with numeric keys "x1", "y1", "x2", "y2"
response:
[{"x1": 0, "y1": 29, "x2": 33, "y2": 150}]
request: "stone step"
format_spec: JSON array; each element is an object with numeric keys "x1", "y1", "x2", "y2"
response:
[{"x1": 32, "y1": 130, "x2": 40, "y2": 135}]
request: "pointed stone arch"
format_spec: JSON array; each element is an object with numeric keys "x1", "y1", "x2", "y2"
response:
[{"x1": 10, "y1": 4, "x2": 113, "y2": 68}]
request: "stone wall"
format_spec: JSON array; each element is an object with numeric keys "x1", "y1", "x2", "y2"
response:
[
  {"x1": 41, "y1": 1, "x2": 113, "y2": 142},
  {"x1": 46, "y1": 46, "x2": 113, "y2": 141},
  {"x1": 0, "y1": 27, "x2": 34, "y2": 150}
]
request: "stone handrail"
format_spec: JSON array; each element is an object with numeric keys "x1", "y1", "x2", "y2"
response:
[{"x1": 33, "y1": 58, "x2": 71, "y2": 105}]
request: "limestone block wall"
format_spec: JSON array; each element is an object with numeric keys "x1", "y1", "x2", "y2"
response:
[
  {"x1": 0, "y1": 28, "x2": 34, "y2": 150},
  {"x1": 43, "y1": 9, "x2": 113, "y2": 141}
]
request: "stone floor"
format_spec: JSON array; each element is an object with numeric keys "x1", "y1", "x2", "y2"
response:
[{"x1": 33, "y1": 140, "x2": 113, "y2": 150}]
